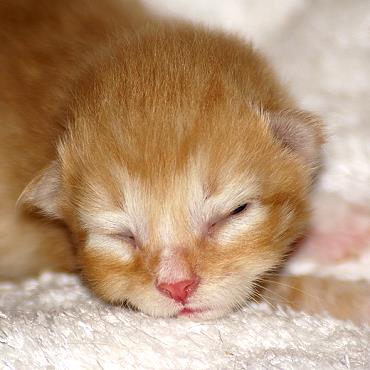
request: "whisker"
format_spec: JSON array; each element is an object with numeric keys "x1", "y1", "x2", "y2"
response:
[
  {"x1": 260, "y1": 277, "x2": 322, "y2": 302},
  {"x1": 252, "y1": 281, "x2": 291, "y2": 308}
]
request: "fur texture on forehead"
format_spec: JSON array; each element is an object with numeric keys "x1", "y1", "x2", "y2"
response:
[{"x1": 58, "y1": 24, "x2": 311, "y2": 198}]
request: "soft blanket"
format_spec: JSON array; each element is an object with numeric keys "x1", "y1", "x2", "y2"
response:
[
  {"x1": 1, "y1": 0, "x2": 370, "y2": 369},
  {"x1": 1, "y1": 273, "x2": 369, "y2": 369}
]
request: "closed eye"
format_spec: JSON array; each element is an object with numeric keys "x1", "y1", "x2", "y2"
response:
[
  {"x1": 229, "y1": 203, "x2": 249, "y2": 216},
  {"x1": 110, "y1": 231, "x2": 137, "y2": 248},
  {"x1": 208, "y1": 202, "x2": 251, "y2": 232}
]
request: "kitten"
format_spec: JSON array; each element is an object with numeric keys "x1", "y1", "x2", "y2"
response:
[{"x1": 0, "y1": 0, "x2": 324, "y2": 319}]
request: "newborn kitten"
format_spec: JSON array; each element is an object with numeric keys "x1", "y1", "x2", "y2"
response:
[{"x1": 0, "y1": 0, "x2": 323, "y2": 319}]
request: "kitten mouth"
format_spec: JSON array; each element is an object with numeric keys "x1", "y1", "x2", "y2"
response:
[{"x1": 178, "y1": 307, "x2": 207, "y2": 316}]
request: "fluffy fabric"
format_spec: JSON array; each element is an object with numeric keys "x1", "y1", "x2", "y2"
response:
[
  {"x1": 1, "y1": 0, "x2": 370, "y2": 368},
  {"x1": 1, "y1": 273, "x2": 369, "y2": 369}
]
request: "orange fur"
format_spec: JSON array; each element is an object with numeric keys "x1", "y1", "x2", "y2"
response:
[
  {"x1": 264, "y1": 275, "x2": 370, "y2": 325},
  {"x1": 0, "y1": 0, "x2": 323, "y2": 318}
]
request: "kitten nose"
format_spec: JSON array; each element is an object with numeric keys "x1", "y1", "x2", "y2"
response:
[{"x1": 156, "y1": 278, "x2": 199, "y2": 303}]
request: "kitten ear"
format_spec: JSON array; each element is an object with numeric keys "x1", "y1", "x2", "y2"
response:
[
  {"x1": 17, "y1": 161, "x2": 62, "y2": 218},
  {"x1": 266, "y1": 109, "x2": 324, "y2": 170}
]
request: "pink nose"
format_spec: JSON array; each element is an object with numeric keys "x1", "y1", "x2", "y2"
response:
[{"x1": 156, "y1": 278, "x2": 199, "y2": 303}]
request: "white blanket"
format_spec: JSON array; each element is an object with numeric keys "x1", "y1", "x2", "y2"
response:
[
  {"x1": 1, "y1": 0, "x2": 370, "y2": 369},
  {"x1": 1, "y1": 273, "x2": 369, "y2": 369}
]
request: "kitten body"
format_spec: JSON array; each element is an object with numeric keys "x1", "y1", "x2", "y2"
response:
[{"x1": 0, "y1": 0, "x2": 323, "y2": 319}]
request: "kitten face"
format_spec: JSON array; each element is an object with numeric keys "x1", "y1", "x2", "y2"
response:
[
  {"x1": 19, "y1": 26, "x2": 321, "y2": 319},
  {"x1": 55, "y1": 99, "x2": 309, "y2": 319}
]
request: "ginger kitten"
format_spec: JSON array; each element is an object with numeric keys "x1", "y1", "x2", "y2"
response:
[{"x1": 0, "y1": 0, "x2": 327, "y2": 319}]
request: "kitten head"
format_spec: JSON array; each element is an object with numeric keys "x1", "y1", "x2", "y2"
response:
[{"x1": 19, "y1": 26, "x2": 323, "y2": 319}]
